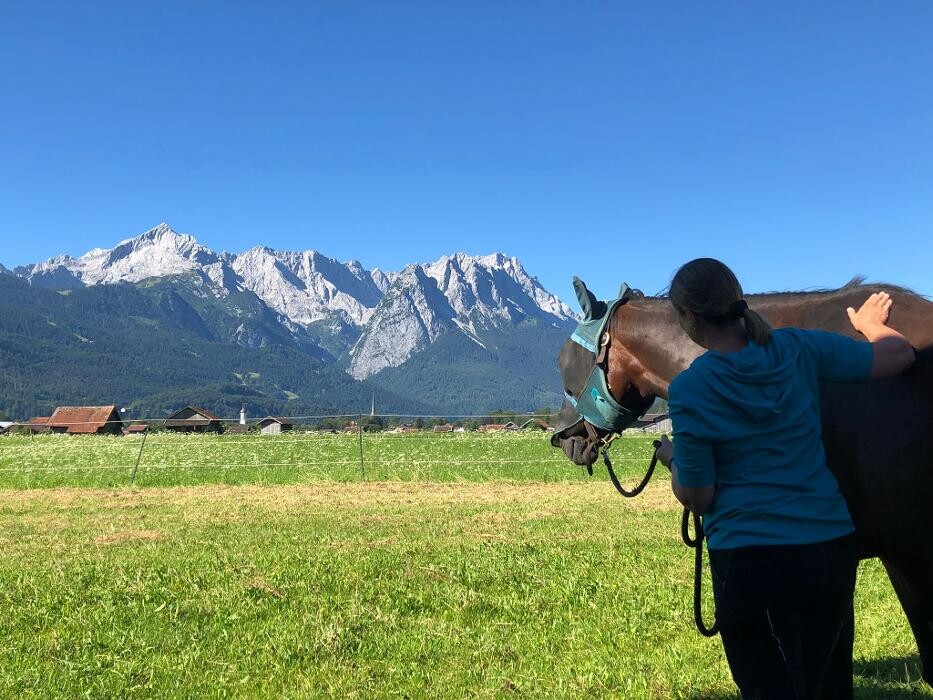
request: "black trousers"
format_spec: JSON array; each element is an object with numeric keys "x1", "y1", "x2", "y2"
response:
[{"x1": 709, "y1": 533, "x2": 859, "y2": 700}]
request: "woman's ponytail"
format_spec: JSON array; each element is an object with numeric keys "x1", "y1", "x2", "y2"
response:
[{"x1": 741, "y1": 307, "x2": 773, "y2": 346}]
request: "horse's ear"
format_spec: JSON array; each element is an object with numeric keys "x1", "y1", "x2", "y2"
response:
[{"x1": 573, "y1": 276, "x2": 596, "y2": 320}]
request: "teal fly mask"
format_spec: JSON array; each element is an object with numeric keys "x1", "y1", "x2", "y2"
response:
[{"x1": 559, "y1": 277, "x2": 646, "y2": 435}]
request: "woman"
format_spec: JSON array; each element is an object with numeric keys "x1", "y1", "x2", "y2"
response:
[{"x1": 655, "y1": 258, "x2": 916, "y2": 699}]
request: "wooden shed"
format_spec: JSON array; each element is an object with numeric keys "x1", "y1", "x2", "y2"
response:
[
  {"x1": 257, "y1": 417, "x2": 294, "y2": 435},
  {"x1": 163, "y1": 406, "x2": 223, "y2": 433},
  {"x1": 47, "y1": 406, "x2": 123, "y2": 435}
]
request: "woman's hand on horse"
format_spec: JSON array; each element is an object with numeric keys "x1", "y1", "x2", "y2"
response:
[
  {"x1": 847, "y1": 292, "x2": 916, "y2": 378},
  {"x1": 657, "y1": 435, "x2": 674, "y2": 469},
  {"x1": 847, "y1": 292, "x2": 892, "y2": 336}
]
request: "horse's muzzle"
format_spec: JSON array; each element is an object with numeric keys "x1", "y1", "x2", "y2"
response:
[{"x1": 559, "y1": 435, "x2": 600, "y2": 467}]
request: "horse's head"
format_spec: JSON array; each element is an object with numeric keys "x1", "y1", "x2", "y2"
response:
[{"x1": 551, "y1": 277, "x2": 657, "y2": 467}]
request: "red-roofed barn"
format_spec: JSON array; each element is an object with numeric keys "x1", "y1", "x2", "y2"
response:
[{"x1": 47, "y1": 406, "x2": 123, "y2": 435}]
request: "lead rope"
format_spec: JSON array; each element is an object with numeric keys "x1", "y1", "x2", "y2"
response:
[
  {"x1": 597, "y1": 436, "x2": 719, "y2": 637},
  {"x1": 602, "y1": 444, "x2": 658, "y2": 498},
  {"x1": 681, "y1": 507, "x2": 720, "y2": 637}
]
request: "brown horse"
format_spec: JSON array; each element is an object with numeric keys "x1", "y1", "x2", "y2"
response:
[{"x1": 552, "y1": 279, "x2": 933, "y2": 683}]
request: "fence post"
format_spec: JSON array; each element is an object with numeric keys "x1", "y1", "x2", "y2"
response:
[
  {"x1": 130, "y1": 427, "x2": 149, "y2": 486},
  {"x1": 358, "y1": 414, "x2": 366, "y2": 480}
]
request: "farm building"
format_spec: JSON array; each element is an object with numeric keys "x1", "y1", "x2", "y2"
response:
[
  {"x1": 47, "y1": 406, "x2": 123, "y2": 435},
  {"x1": 123, "y1": 423, "x2": 149, "y2": 435},
  {"x1": 6, "y1": 416, "x2": 51, "y2": 434},
  {"x1": 637, "y1": 414, "x2": 672, "y2": 434},
  {"x1": 257, "y1": 417, "x2": 294, "y2": 435},
  {"x1": 479, "y1": 422, "x2": 519, "y2": 432},
  {"x1": 433, "y1": 423, "x2": 454, "y2": 433},
  {"x1": 519, "y1": 418, "x2": 551, "y2": 431},
  {"x1": 163, "y1": 406, "x2": 223, "y2": 433}
]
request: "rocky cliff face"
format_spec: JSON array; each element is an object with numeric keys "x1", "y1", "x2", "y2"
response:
[
  {"x1": 227, "y1": 246, "x2": 384, "y2": 327},
  {"x1": 347, "y1": 265, "x2": 459, "y2": 379},
  {"x1": 345, "y1": 253, "x2": 577, "y2": 378}
]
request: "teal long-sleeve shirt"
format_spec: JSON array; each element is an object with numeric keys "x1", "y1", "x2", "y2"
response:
[{"x1": 669, "y1": 328, "x2": 873, "y2": 550}]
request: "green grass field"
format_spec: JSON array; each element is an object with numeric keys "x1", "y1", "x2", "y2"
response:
[{"x1": 0, "y1": 434, "x2": 927, "y2": 698}]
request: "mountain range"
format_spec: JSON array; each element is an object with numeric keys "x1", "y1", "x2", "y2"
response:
[{"x1": 1, "y1": 224, "x2": 577, "y2": 420}]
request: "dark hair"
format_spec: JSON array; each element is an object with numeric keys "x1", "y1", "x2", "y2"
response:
[{"x1": 670, "y1": 258, "x2": 773, "y2": 346}]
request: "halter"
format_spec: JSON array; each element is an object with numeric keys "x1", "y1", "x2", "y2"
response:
[{"x1": 565, "y1": 285, "x2": 646, "y2": 434}]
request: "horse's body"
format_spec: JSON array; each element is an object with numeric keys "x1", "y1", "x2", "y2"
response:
[{"x1": 553, "y1": 281, "x2": 933, "y2": 682}]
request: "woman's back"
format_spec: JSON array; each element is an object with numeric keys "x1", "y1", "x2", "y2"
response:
[{"x1": 670, "y1": 327, "x2": 872, "y2": 549}]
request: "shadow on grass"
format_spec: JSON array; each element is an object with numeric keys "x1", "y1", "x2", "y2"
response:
[
  {"x1": 685, "y1": 655, "x2": 930, "y2": 699},
  {"x1": 853, "y1": 654, "x2": 929, "y2": 693}
]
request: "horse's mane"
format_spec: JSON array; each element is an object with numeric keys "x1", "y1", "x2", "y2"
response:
[
  {"x1": 648, "y1": 277, "x2": 928, "y2": 302},
  {"x1": 751, "y1": 277, "x2": 928, "y2": 302}
]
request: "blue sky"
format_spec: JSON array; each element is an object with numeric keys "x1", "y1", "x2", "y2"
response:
[{"x1": 1, "y1": 1, "x2": 931, "y2": 302}]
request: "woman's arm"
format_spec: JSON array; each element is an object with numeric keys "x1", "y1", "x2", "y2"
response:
[
  {"x1": 657, "y1": 435, "x2": 715, "y2": 515},
  {"x1": 846, "y1": 292, "x2": 916, "y2": 379},
  {"x1": 672, "y1": 463, "x2": 715, "y2": 515}
]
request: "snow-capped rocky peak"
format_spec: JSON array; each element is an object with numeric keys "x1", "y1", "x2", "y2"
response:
[
  {"x1": 422, "y1": 252, "x2": 575, "y2": 323},
  {"x1": 369, "y1": 268, "x2": 396, "y2": 294},
  {"x1": 113, "y1": 222, "x2": 208, "y2": 259},
  {"x1": 81, "y1": 223, "x2": 219, "y2": 284},
  {"x1": 13, "y1": 252, "x2": 84, "y2": 288},
  {"x1": 15, "y1": 223, "x2": 219, "y2": 287}
]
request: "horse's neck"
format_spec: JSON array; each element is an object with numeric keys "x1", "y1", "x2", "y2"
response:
[{"x1": 615, "y1": 300, "x2": 700, "y2": 400}]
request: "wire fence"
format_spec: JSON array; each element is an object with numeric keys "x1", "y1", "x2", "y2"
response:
[{"x1": 0, "y1": 412, "x2": 667, "y2": 490}]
